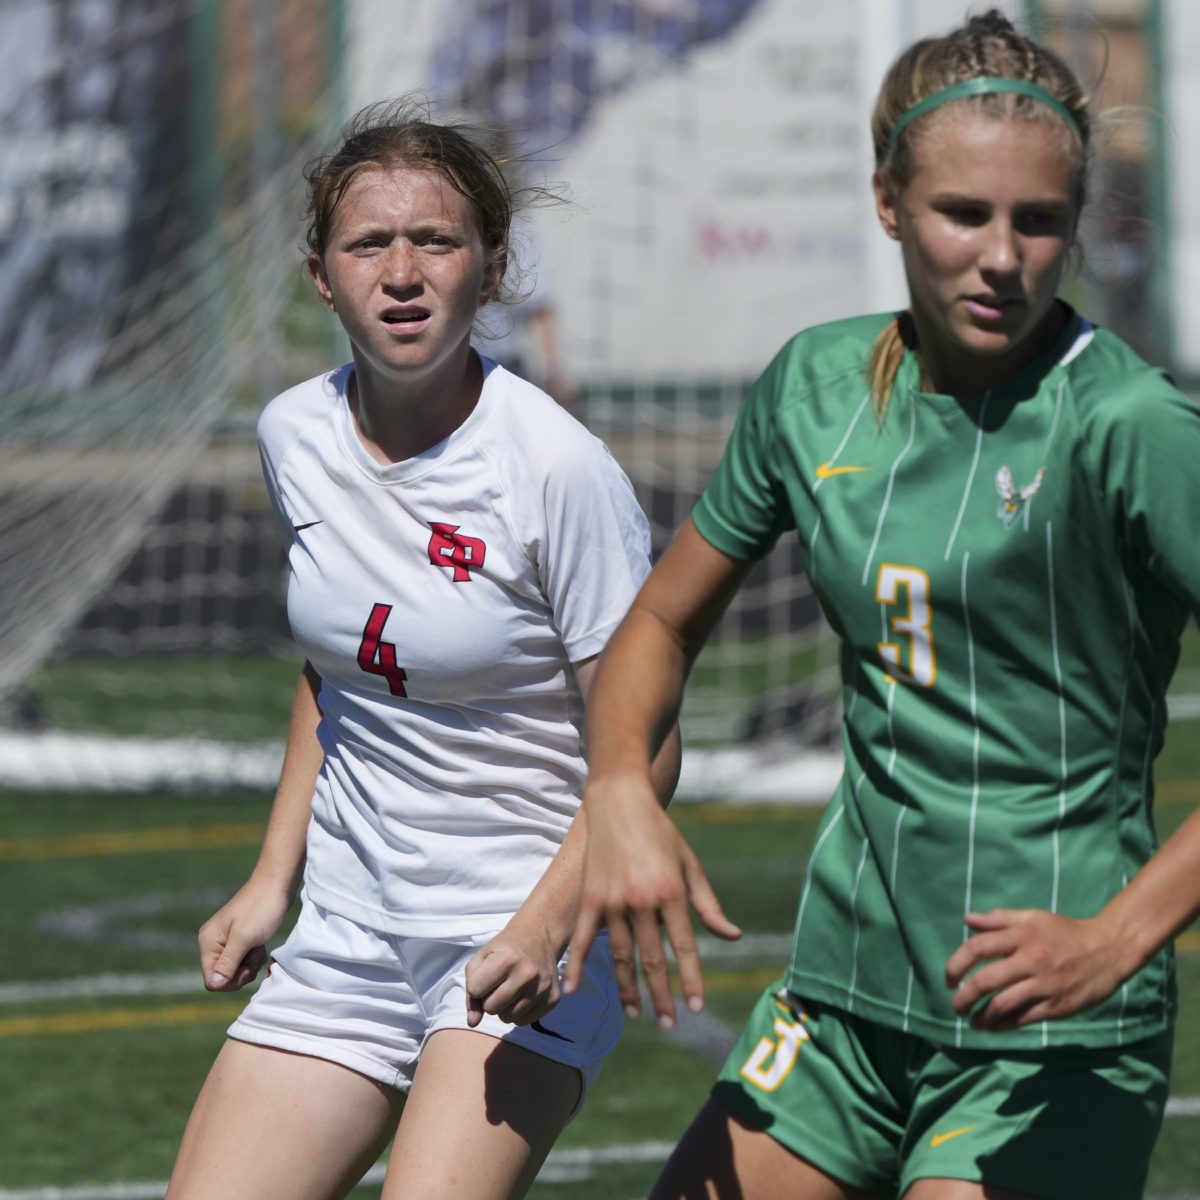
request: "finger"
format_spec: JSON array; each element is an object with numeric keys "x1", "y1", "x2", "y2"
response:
[
  {"x1": 198, "y1": 920, "x2": 232, "y2": 983},
  {"x1": 962, "y1": 908, "x2": 1025, "y2": 932},
  {"x1": 682, "y1": 858, "x2": 741, "y2": 943},
  {"x1": 467, "y1": 991, "x2": 485, "y2": 1028},
  {"x1": 660, "y1": 904, "x2": 705, "y2": 1015},
  {"x1": 229, "y1": 945, "x2": 269, "y2": 990},
  {"x1": 564, "y1": 909, "x2": 601, "y2": 997},
  {"x1": 944, "y1": 930, "x2": 1019, "y2": 987},
  {"x1": 604, "y1": 913, "x2": 644, "y2": 1018},
  {"x1": 967, "y1": 977, "x2": 1047, "y2": 1030},
  {"x1": 950, "y1": 956, "x2": 1034, "y2": 1016},
  {"x1": 464, "y1": 947, "x2": 507, "y2": 1001},
  {"x1": 508, "y1": 985, "x2": 559, "y2": 1026},
  {"x1": 207, "y1": 934, "x2": 257, "y2": 991},
  {"x1": 632, "y1": 909, "x2": 677, "y2": 1028}
]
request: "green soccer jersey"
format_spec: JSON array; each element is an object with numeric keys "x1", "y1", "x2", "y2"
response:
[{"x1": 693, "y1": 308, "x2": 1200, "y2": 1049}]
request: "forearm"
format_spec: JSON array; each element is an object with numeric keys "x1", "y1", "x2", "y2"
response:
[
  {"x1": 1097, "y1": 800, "x2": 1200, "y2": 979},
  {"x1": 251, "y1": 661, "x2": 325, "y2": 901},
  {"x1": 513, "y1": 719, "x2": 683, "y2": 954},
  {"x1": 584, "y1": 608, "x2": 691, "y2": 797}
]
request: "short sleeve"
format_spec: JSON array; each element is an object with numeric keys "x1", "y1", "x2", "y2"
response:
[
  {"x1": 692, "y1": 352, "x2": 794, "y2": 560},
  {"x1": 1084, "y1": 371, "x2": 1200, "y2": 616},
  {"x1": 257, "y1": 394, "x2": 297, "y2": 543},
  {"x1": 538, "y1": 436, "x2": 652, "y2": 663}
]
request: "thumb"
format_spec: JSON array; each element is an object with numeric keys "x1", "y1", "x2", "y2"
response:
[{"x1": 207, "y1": 933, "x2": 253, "y2": 991}]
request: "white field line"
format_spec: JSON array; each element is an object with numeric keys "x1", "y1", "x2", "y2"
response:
[
  {"x1": 0, "y1": 971, "x2": 203, "y2": 1005},
  {"x1": 2, "y1": 1137, "x2": 1199, "y2": 1200},
  {"x1": 0, "y1": 1142, "x2": 682, "y2": 1199}
]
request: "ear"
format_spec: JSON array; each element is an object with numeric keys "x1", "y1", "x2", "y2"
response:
[
  {"x1": 307, "y1": 252, "x2": 336, "y2": 312},
  {"x1": 479, "y1": 249, "x2": 507, "y2": 308},
  {"x1": 873, "y1": 169, "x2": 901, "y2": 242}
]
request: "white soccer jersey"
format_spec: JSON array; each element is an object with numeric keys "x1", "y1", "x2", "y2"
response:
[{"x1": 257, "y1": 356, "x2": 652, "y2": 935}]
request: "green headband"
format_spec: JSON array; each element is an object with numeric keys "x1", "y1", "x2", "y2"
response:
[{"x1": 885, "y1": 77, "x2": 1081, "y2": 154}]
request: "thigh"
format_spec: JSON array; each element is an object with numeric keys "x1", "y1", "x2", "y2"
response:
[
  {"x1": 651, "y1": 1097, "x2": 883, "y2": 1200},
  {"x1": 904, "y1": 1182, "x2": 1037, "y2": 1200},
  {"x1": 167, "y1": 1038, "x2": 405, "y2": 1200},
  {"x1": 381, "y1": 1028, "x2": 582, "y2": 1200}
]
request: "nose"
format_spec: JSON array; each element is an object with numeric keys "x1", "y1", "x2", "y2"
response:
[
  {"x1": 382, "y1": 241, "x2": 421, "y2": 293},
  {"x1": 980, "y1": 218, "x2": 1020, "y2": 276}
]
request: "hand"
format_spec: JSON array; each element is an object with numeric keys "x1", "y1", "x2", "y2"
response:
[
  {"x1": 566, "y1": 777, "x2": 740, "y2": 1029},
  {"x1": 945, "y1": 908, "x2": 1126, "y2": 1031},
  {"x1": 465, "y1": 915, "x2": 562, "y2": 1027},
  {"x1": 198, "y1": 878, "x2": 292, "y2": 991}
]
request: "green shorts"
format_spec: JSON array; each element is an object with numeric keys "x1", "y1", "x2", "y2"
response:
[{"x1": 712, "y1": 982, "x2": 1172, "y2": 1199}]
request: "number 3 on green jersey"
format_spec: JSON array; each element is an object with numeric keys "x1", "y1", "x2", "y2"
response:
[{"x1": 876, "y1": 563, "x2": 935, "y2": 688}]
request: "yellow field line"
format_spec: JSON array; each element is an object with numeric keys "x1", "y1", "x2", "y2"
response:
[
  {"x1": 0, "y1": 1000, "x2": 247, "y2": 1038},
  {"x1": 0, "y1": 823, "x2": 265, "y2": 860}
]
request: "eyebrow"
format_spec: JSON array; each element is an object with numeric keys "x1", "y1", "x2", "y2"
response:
[{"x1": 927, "y1": 191, "x2": 1069, "y2": 208}]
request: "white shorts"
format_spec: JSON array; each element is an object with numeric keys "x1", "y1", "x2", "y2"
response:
[{"x1": 226, "y1": 896, "x2": 623, "y2": 1101}]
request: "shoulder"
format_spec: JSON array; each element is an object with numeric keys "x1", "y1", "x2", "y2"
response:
[
  {"x1": 1065, "y1": 324, "x2": 1194, "y2": 432},
  {"x1": 726, "y1": 313, "x2": 887, "y2": 444},
  {"x1": 478, "y1": 360, "x2": 622, "y2": 479},
  {"x1": 257, "y1": 365, "x2": 350, "y2": 455},
  {"x1": 755, "y1": 312, "x2": 891, "y2": 406}
]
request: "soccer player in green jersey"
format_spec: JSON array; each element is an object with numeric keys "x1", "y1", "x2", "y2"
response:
[{"x1": 566, "y1": 9, "x2": 1200, "y2": 1199}]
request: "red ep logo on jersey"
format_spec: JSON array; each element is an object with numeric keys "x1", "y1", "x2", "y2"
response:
[{"x1": 428, "y1": 522, "x2": 486, "y2": 582}]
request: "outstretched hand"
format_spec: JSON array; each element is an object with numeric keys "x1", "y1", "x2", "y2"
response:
[
  {"x1": 199, "y1": 878, "x2": 292, "y2": 992},
  {"x1": 565, "y1": 777, "x2": 741, "y2": 1028},
  {"x1": 945, "y1": 907, "x2": 1126, "y2": 1031}
]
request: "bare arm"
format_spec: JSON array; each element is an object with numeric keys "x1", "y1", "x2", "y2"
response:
[
  {"x1": 947, "y1": 800, "x2": 1200, "y2": 1030},
  {"x1": 200, "y1": 662, "x2": 324, "y2": 990},
  {"x1": 464, "y1": 657, "x2": 682, "y2": 1026},
  {"x1": 566, "y1": 519, "x2": 755, "y2": 1026}
]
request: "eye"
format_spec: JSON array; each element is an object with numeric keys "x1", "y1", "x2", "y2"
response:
[
  {"x1": 939, "y1": 203, "x2": 989, "y2": 226},
  {"x1": 1015, "y1": 208, "x2": 1069, "y2": 236}
]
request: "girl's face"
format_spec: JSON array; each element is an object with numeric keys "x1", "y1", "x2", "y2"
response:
[
  {"x1": 875, "y1": 110, "x2": 1081, "y2": 397},
  {"x1": 308, "y1": 164, "x2": 503, "y2": 395}
]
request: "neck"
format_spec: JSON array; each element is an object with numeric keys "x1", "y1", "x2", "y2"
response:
[
  {"x1": 349, "y1": 348, "x2": 483, "y2": 464},
  {"x1": 914, "y1": 303, "x2": 1068, "y2": 398}
]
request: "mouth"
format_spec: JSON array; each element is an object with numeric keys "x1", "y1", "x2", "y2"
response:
[
  {"x1": 381, "y1": 307, "x2": 430, "y2": 327},
  {"x1": 964, "y1": 295, "x2": 1019, "y2": 322}
]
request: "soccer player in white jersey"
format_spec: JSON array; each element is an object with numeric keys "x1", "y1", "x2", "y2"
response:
[
  {"x1": 165, "y1": 99, "x2": 677, "y2": 1200},
  {"x1": 567, "y1": 10, "x2": 1200, "y2": 1200}
]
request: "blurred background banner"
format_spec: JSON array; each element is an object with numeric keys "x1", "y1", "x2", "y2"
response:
[
  {"x1": 354, "y1": 0, "x2": 1022, "y2": 381},
  {"x1": 0, "y1": 0, "x2": 1189, "y2": 793},
  {"x1": 0, "y1": 0, "x2": 195, "y2": 395}
]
